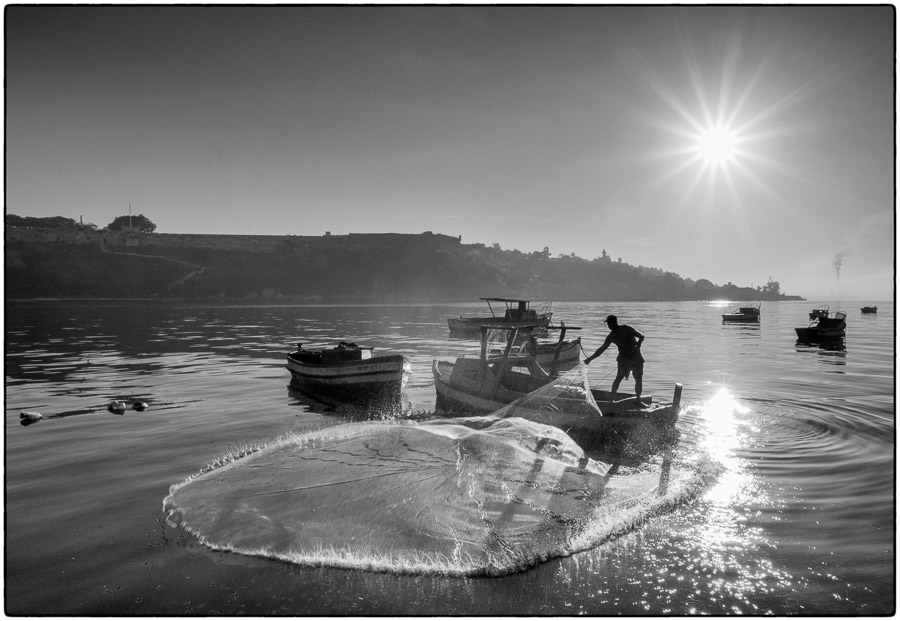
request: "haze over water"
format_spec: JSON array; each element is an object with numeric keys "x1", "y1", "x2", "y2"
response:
[{"x1": 5, "y1": 299, "x2": 893, "y2": 615}]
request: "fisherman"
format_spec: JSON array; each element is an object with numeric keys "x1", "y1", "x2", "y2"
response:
[{"x1": 583, "y1": 314, "x2": 645, "y2": 402}]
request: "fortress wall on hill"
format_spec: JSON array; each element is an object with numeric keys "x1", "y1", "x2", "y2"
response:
[
  {"x1": 6, "y1": 227, "x2": 463, "y2": 253},
  {"x1": 143, "y1": 233, "x2": 287, "y2": 252},
  {"x1": 143, "y1": 232, "x2": 462, "y2": 252},
  {"x1": 6, "y1": 226, "x2": 95, "y2": 244}
]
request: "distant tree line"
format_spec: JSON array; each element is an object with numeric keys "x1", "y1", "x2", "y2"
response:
[
  {"x1": 5, "y1": 213, "x2": 802, "y2": 301},
  {"x1": 6, "y1": 213, "x2": 156, "y2": 233},
  {"x1": 6, "y1": 214, "x2": 92, "y2": 229}
]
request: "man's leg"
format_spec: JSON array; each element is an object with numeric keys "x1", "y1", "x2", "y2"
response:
[{"x1": 611, "y1": 367, "x2": 626, "y2": 400}]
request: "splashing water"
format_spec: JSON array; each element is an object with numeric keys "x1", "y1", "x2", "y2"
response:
[{"x1": 164, "y1": 372, "x2": 716, "y2": 577}]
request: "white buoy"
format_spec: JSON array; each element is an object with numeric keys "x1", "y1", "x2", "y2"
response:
[
  {"x1": 20, "y1": 411, "x2": 43, "y2": 421},
  {"x1": 108, "y1": 400, "x2": 126, "y2": 413},
  {"x1": 132, "y1": 401, "x2": 148, "y2": 411}
]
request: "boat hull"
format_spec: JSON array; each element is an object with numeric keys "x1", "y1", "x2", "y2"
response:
[
  {"x1": 794, "y1": 327, "x2": 817, "y2": 341},
  {"x1": 722, "y1": 313, "x2": 760, "y2": 323},
  {"x1": 286, "y1": 353, "x2": 410, "y2": 407},
  {"x1": 533, "y1": 339, "x2": 582, "y2": 372},
  {"x1": 433, "y1": 360, "x2": 662, "y2": 416},
  {"x1": 795, "y1": 316, "x2": 846, "y2": 342},
  {"x1": 448, "y1": 314, "x2": 553, "y2": 337}
]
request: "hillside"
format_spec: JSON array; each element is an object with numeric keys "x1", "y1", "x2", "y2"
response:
[{"x1": 5, "y1": 234, "x2": 803, "y2": 302}]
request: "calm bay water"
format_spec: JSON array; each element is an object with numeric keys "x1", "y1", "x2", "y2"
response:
[{"x1": 5, "y1": 299, "x2": 894, "y2": 615}]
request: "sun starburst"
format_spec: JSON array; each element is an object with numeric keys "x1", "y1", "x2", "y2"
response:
[{"x1": 695, "y1": 124, "x2": 738, "y2": 167}]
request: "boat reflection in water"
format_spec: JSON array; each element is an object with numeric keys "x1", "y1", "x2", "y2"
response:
[
  {"x1": 287, "y1": 385, "x2": 413, "y2": 420},
  {"x1": 795, "y1": 338, "x2": 847, "y2": 372}
]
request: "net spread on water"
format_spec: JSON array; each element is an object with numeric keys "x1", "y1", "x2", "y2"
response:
[{"x1": 164, "y1": 368, "x2": 709, "y2": 577}]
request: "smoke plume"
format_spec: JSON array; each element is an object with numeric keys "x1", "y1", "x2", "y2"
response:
[{"x1": 833, "y1": 250, "x2": 849, "y2": 281}]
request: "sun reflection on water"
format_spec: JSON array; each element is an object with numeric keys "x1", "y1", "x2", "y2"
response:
[
  {"x1": 699, "y1": 386, "x2": 750, "y2": 500},
  {"x1": 665, "y1": 386, "x2": 793, "y2": 613}
]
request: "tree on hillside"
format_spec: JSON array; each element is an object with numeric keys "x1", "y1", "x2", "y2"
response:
[
  {"x1": 6, "y1": 214, "x2": 78, "y2": 228},
  {"x1": 107, "y1": 214, "x2": 157, "y2": 233}
]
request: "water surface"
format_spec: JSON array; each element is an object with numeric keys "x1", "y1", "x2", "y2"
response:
[{"x1": 5, "y1": 299, "x2": 894, "y2": 614}]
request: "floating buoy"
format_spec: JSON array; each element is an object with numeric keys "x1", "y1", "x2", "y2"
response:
[
  {"x1": 132, "y1": 401, "x2": 148, "y2": 411},
  {"x1": 108, "y1": 400, "x2": 127, "y2": 413},
  {"x1": 20, "y1": 411, "x2": 43, "y2": 421}
]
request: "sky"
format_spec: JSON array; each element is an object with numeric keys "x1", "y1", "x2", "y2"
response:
[{"x1": 5, "y1": 5, "x2": 895, "y2": 300}]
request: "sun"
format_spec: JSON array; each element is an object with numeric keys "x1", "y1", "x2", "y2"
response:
[{"x1": 695, "y1": 124, "x2": 737, "y2": 166}]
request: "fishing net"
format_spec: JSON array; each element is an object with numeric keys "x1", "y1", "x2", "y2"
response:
[
  {"x1": 489, "y1": 363, "x2": 679, "y2": 459},
  {"x1": 490, "y1": 361, "x2": 600, "y2": 421},
  {"x1": 164, "y1": 365, "x2": 695, "y2": 577}
]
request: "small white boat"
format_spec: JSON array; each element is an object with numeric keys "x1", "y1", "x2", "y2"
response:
[
  {"x1": 485, "y1": 323, "x2": 583, "y2": 374},
  {"x1": 286, "y1": 341, "x2": 411, "y2": 409}
]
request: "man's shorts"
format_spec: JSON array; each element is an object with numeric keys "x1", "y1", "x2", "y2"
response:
[{"x1": 617, "y1": 355, "x2": 644, "y2": 378}]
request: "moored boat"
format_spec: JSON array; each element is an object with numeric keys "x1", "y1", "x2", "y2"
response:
[
  {"x1": 534, "y1": 332, "x2": 582, "y2": 373},
  {"x1": 486, "y1": 323, "x2": 583, "y2": 374},
  {"x1": 795, "y1": 311, "x2": 847, "y2": 342},
  {"x1": 722, "y1": 303, "x2": 761, "y2": 323},
  {"x1": 861, "y1": 306, "x2": 877, "y2": 314},
  {"x1": 448, "y1": 298, "x2": 552, "y2": 337},
  {"x1": 286, "y1": 341, "x2": 411, "y2": 411},
  {"x1": 809, "y1": 305, "x2": 830, "y2": 320}
]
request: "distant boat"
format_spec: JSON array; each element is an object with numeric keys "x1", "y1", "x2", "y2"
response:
[
  {"x1": 809, "y1": 305, "x2": 830, "y2": 320},
  {"x1": 861, "y1": 306, "x2": 877, "y2": 314},
  {"x1": 722, "y1": 303, "x2": 761, "y2": 323},
  {"x1": 448, "y1": 298, "x2": 552, "y2": 337},
  {"x1": 286, "y1": 341, "x2": 411, "y2": 410},
  {"x1": 795, "y1": 311, "x2": 847, "y2": 342}
]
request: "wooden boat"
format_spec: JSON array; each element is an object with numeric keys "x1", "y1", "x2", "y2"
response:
[
  {"x1": 534, "y1": 333, "x2": 582, "y2": 372},
  {"x1": 286, "y1": 341, "x2": 411, "y2": 409},
  {"x1": 795, "y1": 311, "x2": 847, "y2": 342},
  {"x1": 722, "y1": 303, "x2": 761, "y2": 323},
  {"x1": 485, "y1": 323, "x2": 583, "y2": 374},
  {"x1": 448, "y1": 298, "x2": 552, "y2": 337},
  {"x1": 861, "y1": 306, "x2": 877, "y2": 314},
  {"x1": 809, "y1": 305, "x2": 830, "y2": 320},
  {"x1": 432, "y1": 326, "x2": 680, "y2": 450}
]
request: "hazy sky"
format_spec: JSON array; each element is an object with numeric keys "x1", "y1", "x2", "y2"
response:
[{"x1": 6, "y1": 6, "x2": 894, "y2": 299}]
